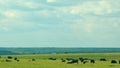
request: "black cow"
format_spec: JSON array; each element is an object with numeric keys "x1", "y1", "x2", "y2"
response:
[
  {"x1": 119, "y1": 60, "x2": 120, "y2": 64},
  {"x1": 8, "y1": 56, "x2": 12, "y2": 59},
  {"x1": 72, "y1": 60, "x2": 78, "y2": 64},
  {"x1": 32, "y1": 58, "x2": 36, "y2": 61},
  {"x1": 48, "y1": 58, "x2": 56, "y2": 60},
  {"x1": 111, "y1": 60, "x2": 117, "y2": 64},
  {"x1": 16, "y1": 59, "x2": 20, "y2": 62},
  {"x1": 67, "y1": 60, "x2": 78, "y2": 64},
  {"x1": 6, "y1": 59, "x2": 12, "y2": 62},
  {"x1": 14, "y1": 57, "x2": 18, "y2": 60},
  {"x1": 100, "y1": 58, "x2": 107, "y2": 61},
  {"x1": 14, "y1": 57, "x2": 20, "y2": 62},
  {"x1": 90, "y1": 59, "x2": 95, "y2": 64}
]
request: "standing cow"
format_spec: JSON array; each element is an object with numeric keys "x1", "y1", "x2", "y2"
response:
[
  {"x1": 67, "y1": 60, "x2": 78, "y2": 64},
  {"x1": 6, "y1": 59, "x2": 12, "y2": 62},
  {"x1": 8, "y1": 56, "x2": 12, "y2": 59},
  {"x1": 32, "y1": 58, "x2": 36, "y2": 61},
  {"x1": 100, "y1": 58, "x2": 107, "y2": 61},
  {"x1": 79, "y1": 58, "x2": 84, "y2": 62},
  {"x1": 111, "y1": 60, "x2": 117, "y2": 64},
  {"x1": 14, "y1": 57, "x2": 18, "y2": 60},
  {"x1": 48, "y1": 58, "x2": 56, "y2": 60},
  {"x1": 16, "y1": 59, "x2": 20, "y2": 62},
  {"x1": 90, "y1": 59, "x2": 95, "y2": 64}
]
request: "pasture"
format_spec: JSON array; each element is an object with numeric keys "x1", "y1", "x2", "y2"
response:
[{"x1": 0, "y1": 53, "x2": 120, "y2": 68}]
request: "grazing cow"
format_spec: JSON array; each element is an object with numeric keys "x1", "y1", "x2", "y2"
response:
[
  {"x1": 14, "y1": 57, "x2": 18, "y2": 60},
  {"x1": 67, "y1": 60, "x2": 78, "y2": 64},
  {"x1": 90, "y1": 59, "x2": 95, "y2": 64},
  {"x1": 32, "y1": 58, "x2": 36, "y2": 61},
  {"x1": 8, "y1": 56, "x2": 12, "y2": 59},
  {"x1": 48, "y1": 58, "x2": 56, "y2": 60},
  {"x1": 83, "y1": 61, "x2": 88, "y2": 64},
  {"x1": 16, "y1": 59, "x2": 20, "y2": 62},
  {"x1": 6, "y1": 59, "x2": 12, "y2": 62},
  {"x1": 13, "y1": 57, "x2": 20, "y2": 62},
  {"x1": 72, "y1": 60, "x2": 78, "y2": 64},
  {"x1": 111, "y1": 60, "x2": 117, "y2": 64},
  {"x1": 119, "y1": 60, "x2": 120, "y2": 64},
  {"x1": 100, "y1": 58, "x2": 107, "y2": 61}
]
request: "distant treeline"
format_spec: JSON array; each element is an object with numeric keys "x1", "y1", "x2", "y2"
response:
[{"x1": 0, "y1": 48, "x2": 120, "y2": 55}]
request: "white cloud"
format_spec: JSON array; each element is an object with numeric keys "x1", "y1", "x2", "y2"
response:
[
  {"x1": 47, "y1": 0, "x2": 57, "y2": 3},
  {"x1": 23, "y1": 2, "x2": 40, "y2": 9},
  {"x1": 1, "y1": 10, "x2": 24, "y2": 18},
  {"x1": 71, "y1": 14, "x2": 120, "y2": 35},
  {"x1": 3, "y1": 11, "x2": 17, "y2": 18},
  {"x1": 56, "y1": 0, "x2": 115, "y2": 15},
  {"x1": 0, "y1": 0, "x2": 9, "y2": 4},
  {"x1": 0, "y1": 0, "x2": 40, "y2": 9}
]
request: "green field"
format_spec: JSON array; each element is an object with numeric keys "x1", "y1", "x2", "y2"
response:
[{"x1": 0, "y1": 53, "x2": 120, "y2": 68}]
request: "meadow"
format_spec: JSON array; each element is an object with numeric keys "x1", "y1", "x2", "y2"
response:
[{"x1": 0, "y1": 53, "x2": 120, "y2": 68}]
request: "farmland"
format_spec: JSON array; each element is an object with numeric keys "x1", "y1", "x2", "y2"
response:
[{"x1": 0, "y1": 53, "x2": 120, "y2": 68}]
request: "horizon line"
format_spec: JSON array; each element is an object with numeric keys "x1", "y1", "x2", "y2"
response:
[{"x1": 0, "y1": 47, "x2": 120, "y2": 48}]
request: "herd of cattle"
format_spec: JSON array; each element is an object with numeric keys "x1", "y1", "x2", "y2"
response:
[
  {"x1": 0, "y1": 56, "x2": 36, "y2": 62},
  {"x1": 0, "y1": 56, "x2": 120, "y2": 64},
  {"x1": 49, "y1": 57, "x2": 120, "y2": 64}
]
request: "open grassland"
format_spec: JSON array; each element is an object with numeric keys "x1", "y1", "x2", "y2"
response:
[{"x1": 0, "y1": 53, "x2": 120, "y2": 68}]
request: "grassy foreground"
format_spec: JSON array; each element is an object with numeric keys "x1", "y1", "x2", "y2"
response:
[{"x1": 0, "y1": 53, "x2": 120, "y2": 68}]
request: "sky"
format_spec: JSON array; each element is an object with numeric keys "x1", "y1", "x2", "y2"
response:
[{"x1": 0, "y1": 0, "x2": 120, "y2": 47}]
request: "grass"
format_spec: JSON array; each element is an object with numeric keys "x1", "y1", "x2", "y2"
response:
[{"x1": 0, "y1": 53, "x2": 120, "y2": 68}]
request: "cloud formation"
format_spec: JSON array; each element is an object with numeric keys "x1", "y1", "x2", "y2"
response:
[{"x1": 0, "y1": 0, "x2": 120, "y2": 47}]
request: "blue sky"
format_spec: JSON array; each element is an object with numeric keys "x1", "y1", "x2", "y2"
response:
[{"x1": 0, "y1": 0, "x2": 120, "y2": 47}]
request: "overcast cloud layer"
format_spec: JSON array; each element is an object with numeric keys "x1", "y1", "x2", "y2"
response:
[{"x1": 0, "y1": 0, "x2": 120, "y2": 47}]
